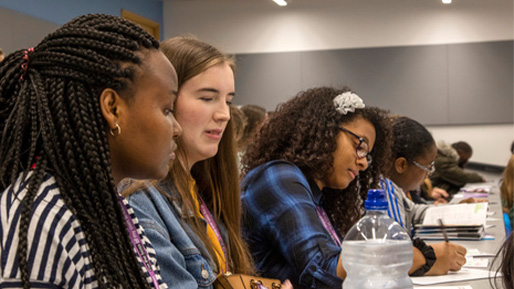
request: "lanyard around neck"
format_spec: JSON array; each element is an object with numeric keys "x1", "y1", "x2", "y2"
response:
[
  {"x1": 197, "y1": 195, "x2": 230, "y2": 273},
  {"x1": 316, "y1": 206, "x2": 342, "y2": 247},
  {"x1": 118, "y1": 196, "x2": 161, "y2": 289}
]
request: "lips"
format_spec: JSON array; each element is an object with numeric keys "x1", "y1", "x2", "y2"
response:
[
  {"x1": 169, "y1": 142, "x2": 178, "y2": 160},
  {"x1": 206, "y1": 129, "x2": 222, "y2": 135},
  {"x1": 349, "y1": 170, "x2": 358, "y2": 180}
]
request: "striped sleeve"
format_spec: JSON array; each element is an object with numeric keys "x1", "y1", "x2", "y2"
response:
[{"x1": 0, "y1": 173, "x2": 97, "y2": 289}]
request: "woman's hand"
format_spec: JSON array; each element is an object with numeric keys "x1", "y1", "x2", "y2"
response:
[
  {"x1": 459, "y1": 198, "x2": 488, "y2": 204},
  {"x1": 425, "y1": 242, "x2": 467, "y2": 275},
  {"x1": 281, "y1": 279, "x2": 294, "y2": 289},
  {"x1": 431, "y1": 187, "x2": 449, "y2": 200}
]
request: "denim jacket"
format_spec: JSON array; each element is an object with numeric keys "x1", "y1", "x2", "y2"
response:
[{"x1": 127, "y1": 180, "x2": 227, "y2": 289}]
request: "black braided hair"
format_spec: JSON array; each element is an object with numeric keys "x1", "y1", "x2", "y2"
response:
[
  {"x1": 391, "y1": 116, "x2": 435, "y2": 161},
  {"x1": 0, "y1": 14, "x2": 159, "y2": 289}
]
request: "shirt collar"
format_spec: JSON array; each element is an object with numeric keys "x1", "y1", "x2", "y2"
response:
[{"x1": 306, "y1": 176, "x2": 325, "y2": 207}]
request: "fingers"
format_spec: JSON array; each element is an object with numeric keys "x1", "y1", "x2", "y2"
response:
[
  {"x1": 434, "y1": 199, "x2": 448, "y2": 205},
  {"x1": 282, "y1": 279, "x2": 293, "y2": 289},
  {"x1": 452, "y1": 243, "x2": 467, "y2": 256},
  {"x1": 434, "y1": 188, "x2": 449, "y2": 198}
]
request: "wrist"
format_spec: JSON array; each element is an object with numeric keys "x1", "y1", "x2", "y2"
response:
[{"x1": 410, "y1": 238, "x2": 436, "y2": 276}]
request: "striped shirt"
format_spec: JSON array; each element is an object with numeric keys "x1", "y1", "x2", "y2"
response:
[{"x1": 0, "y1": 173, "x2": 168, "y2": 289}]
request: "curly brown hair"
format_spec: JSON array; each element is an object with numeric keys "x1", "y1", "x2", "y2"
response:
[{"x1": 241, "y1": 86, "x2": 393, "y2": 235}]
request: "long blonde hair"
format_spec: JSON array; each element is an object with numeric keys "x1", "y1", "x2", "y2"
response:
[
  {"x1": 160, "y1": 36, "x2": 254, "y2": 274},
  {"x1": 501, "y1": 154, "x2": 514, "y2": 213}
]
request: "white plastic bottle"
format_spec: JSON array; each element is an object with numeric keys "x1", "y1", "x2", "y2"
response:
[{"x1": 341, "y1": 189, "x2": 413, "y2": 289}]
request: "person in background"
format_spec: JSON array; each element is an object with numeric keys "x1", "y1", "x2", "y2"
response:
[
  {"x1": 0, "y1": 14, "x2": 182, "y2": 289},
  {"x1": 122, "y1": 37, "x2": 292, "y2": 289},
  {"x1": 232, "y1": 105, "x2": 247, "y2": 150},
  {"x1": 429, "y1": 140, "x2": 485, "y2": 195},
  {"x1": 500, "y1": 148, "x2": 514, "y2": 232},
  {"x1": 0, "y1": 48, "x2": 5, "y2": 62},
  {"x1": 240, "y1": 87, "x2": 393, "y2": 289},
  {"x1": 381, "y1": 117, "x2": 467, "y2": 276},
  {"x1": 239, "y1": 104, "x2": 267, "y2": 153},
  {"x1": 232, "y1": 105, "x2": 248, "y2": 171}
]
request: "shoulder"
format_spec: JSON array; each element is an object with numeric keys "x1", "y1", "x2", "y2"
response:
[
  {"x1": 1, "y1": 173, "x2": 95, "y2": 287},
  {"x1": 241, "y1": 161, "x2": 315, "y2": 210},
  {"x1": 126, "y1": 182, "x2": 183, "y2": 236},
  {"x1": 242, "y1": 160, "x2": 307, "y2": 189}
]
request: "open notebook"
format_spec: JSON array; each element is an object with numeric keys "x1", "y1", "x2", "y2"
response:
[{"x1": 414, "y1": 203, "x2": 488, "y2": 241}]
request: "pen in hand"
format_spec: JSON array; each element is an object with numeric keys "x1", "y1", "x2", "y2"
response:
[{"x1": 438, "y1": 218, "x2": 449, "y2": 243}]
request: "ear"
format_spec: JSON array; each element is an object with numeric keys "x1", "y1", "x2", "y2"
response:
[
  {"x1": 394, "y1": 157, "x2": 409, "y2": 174},
  {"x1": 99, "y1": 88, "x2": 121, "y2": 130}
]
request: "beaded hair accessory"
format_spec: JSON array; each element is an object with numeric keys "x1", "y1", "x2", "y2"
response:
[
  {"x1": 20, "y1": 47, "x2": 34, "y2": 80},
  {"x1": 333, "y1": 91, "x2": 365, "y2": 115}
]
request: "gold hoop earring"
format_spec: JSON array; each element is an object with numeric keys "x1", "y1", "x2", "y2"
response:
[{"x1": 109, "y1": 124, "x2": 121, "y2": 136}]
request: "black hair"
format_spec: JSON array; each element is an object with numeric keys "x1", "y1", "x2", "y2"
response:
[
  {"x1": 490, "y1": 232, "x2": 513, "y2": 289},
  {"x1": 451, "y1": 141, "x2": 473, "y2": 154},
  {"x1": 242, "y1": 86, "x2": 393, "y2": 235},
  {"x1": 0, "y1": 14, "x2": 159, "y2": 289},
  {"x1": 391, "y1": 116, "x2": 435, "y2": 161}
]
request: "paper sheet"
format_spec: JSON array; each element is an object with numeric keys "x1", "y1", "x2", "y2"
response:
[
  {"x1": 414, "y1": 285, "x2": 473, "y2": 289},
  {"x1": 411, "y1": 268, "x2": 495, "y2": 285},
  {"x1": 465, "y1": 248, "x2": 496, "y2": 257},
  {"x1": 463, "y1": 256, "x2": 489, "y2": 268},
  {"x1": 422, "y1": 203, "x2": 488, "y2": 226}
]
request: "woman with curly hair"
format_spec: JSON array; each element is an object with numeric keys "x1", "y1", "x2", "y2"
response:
[
  {"x1": 0, "y1": 14, "x2": 182, "y2": 289},
  {"x1": 240, "y1": 86, "x2": 393, "y2": 289}
]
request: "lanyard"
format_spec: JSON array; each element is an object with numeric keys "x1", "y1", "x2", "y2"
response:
[
  {"x1": 198, "y1": 195, "x2": 230, "y2": 273},
  {"x1": 118, "y1": 196, "x2": 161, "y2": 289},
  {"x1": 316, "y1": 206, "x2": 342, "y2": 247}
]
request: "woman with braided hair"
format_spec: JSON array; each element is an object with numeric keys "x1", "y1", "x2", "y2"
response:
[{"x1": 0, "y1": 14, "x2": 182, "y2": 289}]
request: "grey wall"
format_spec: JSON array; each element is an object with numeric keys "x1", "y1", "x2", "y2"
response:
[
  {"x1": 234, "y1": 40, "x2": 513, "y2": 126},
  {"x1": 0, "y1": 7, "x2": 58, "y2": 55}
]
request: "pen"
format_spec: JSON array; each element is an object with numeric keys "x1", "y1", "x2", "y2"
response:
[{"x1": 438, "y1": 218, "x2": 449, "y2": 243}]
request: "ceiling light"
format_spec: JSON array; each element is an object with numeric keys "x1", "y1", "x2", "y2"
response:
[
  {"x1": 273, "y1": 0, "x2": 287, "y2": 6},
  {"x1": 442, "y1": 0, "x2": 452, "y2": 4}
]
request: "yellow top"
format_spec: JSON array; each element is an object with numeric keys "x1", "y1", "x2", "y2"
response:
[{"x1": 189, "y1": 180, "x2": 227, "y2": 274}]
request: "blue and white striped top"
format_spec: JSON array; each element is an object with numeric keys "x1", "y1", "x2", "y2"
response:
[{"x1": 0, "y1": 173, "x2": 168, "y2": 289}]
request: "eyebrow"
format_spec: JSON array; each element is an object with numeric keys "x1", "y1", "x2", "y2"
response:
[{"x1": 197, "y1": 88, "x2": 235, "y2": 96}]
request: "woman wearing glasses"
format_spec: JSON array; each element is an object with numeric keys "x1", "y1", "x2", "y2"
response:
[
  {"x1": 380, "y1": 116, "x2": 467, "y2": 276},
  {"x1": 240, "y1": 87, "x2": 392, "y2": 289}
]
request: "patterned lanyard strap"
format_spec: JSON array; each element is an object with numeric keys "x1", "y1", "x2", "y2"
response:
[
  {"x1": 198, "y1": 195, "x2": 230, "y2": 273},
  {"x1": 316, "y1": 206, "x2": 342, "y2": 247},
  {"x1": 118, "y1": 196, "x2": 161, "y2": 289}
]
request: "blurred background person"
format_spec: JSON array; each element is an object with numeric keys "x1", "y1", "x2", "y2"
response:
[{"x1": 428, "y1": 140, "x2": 485, "y2": 196}]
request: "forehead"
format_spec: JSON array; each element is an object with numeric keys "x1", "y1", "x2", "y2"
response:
[{"x1": 342, "y1": 117, "x2": 376, "y2": 147}]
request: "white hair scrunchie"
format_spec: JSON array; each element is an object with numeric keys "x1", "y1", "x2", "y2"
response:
[{"x1": 333, "y1": 91, "x2": 365, "y2": 115}]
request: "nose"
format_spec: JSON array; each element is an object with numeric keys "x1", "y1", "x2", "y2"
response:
[
  {"x1": 172, "y1": 116, "x2": 182, "y2": 137},
  {"x1": 214, "y1": 101, "x2": 231, "y2": 122},
  {"x1": 357, "y1": 157, "x2": 369, "y2": 171}
]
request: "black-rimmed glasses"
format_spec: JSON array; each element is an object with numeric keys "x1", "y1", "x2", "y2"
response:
[
  {"x1": 339, "y1": 127, "x2": 372, "y2": 164},
  {"x1": 409, "y1": 159, "x2": 435, "y2": 175}
]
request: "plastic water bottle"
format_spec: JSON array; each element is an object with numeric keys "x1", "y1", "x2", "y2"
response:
[{"x1": 341, "y1": 189, "x2": 413, "y2": 289}]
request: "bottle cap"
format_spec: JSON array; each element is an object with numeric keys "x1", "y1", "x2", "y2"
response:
[{"x1": 364, "y1": 189, "x2": 388, "y2": 210}]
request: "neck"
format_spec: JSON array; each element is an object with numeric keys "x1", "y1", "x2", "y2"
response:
[{"x1": 314, "y1": 177, "x2": 325, "y2": 191}]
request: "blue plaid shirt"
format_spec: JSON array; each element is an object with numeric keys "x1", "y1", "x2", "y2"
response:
[{"x1": 241, "y1": 160, "x2": 343, "y2": 289}]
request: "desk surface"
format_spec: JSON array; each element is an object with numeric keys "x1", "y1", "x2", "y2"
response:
[{"x1": 421, "y1": 170, "x2": 507, "y2": 288}]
